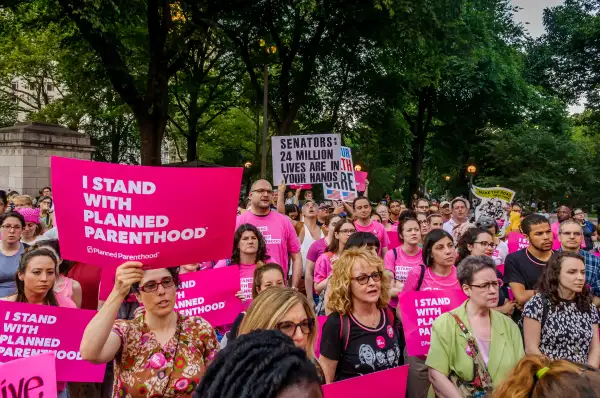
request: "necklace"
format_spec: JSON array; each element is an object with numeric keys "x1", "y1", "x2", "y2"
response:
[
  {"x1": 427, "y1": 268, "x2": 458, "y2": 287},
  {"x1": 399, "y1": 246, "x2": 421, "y2": 264},
  {"x1": 526, "y1": 249, "x2": 553, "y2": 266},
  {"x1": 353, "y1": 309, "x2": 381, "y2": 328}
]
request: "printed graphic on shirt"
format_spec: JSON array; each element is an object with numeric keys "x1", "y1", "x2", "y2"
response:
[
  {"x1": 356, "y1": 341, "x2": 400, "y2": 373},
  {"x1": 240, "y1": 277, "x2": 253, "y2": 300}
]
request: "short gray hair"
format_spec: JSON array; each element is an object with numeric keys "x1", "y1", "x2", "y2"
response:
[
  {"x1": 559, "y1": 219, "x2": 582, "y2": 234},
  {"x1": 457, "y1": 255, "x2": 496, "y2": 286}
]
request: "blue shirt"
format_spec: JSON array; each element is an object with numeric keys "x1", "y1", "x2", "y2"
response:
[
  {"x1": 0, "y1": 243, "x2": 25, "y2": 298},
  {"x1": 581, "y1": 249, "x2": 600, "y2": 297}
]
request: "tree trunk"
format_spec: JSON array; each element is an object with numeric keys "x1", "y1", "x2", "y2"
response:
[
  {"x1": 110, "y1": 126, "x2": 121, "y2": 164},
  {"x1": 186, "y1": 127, "x2": 198, "y2": 161},
  {"x1": 138, "y1": 118, "x2": 166, "y2": 165}
]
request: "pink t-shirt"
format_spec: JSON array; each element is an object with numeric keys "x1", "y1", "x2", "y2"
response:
[
  {"x1": 551, "y1": 222, "x2": 561, "y2": 251},
  {"x1": 214, "y1": 261, "x2": 257, "y2": 301},
  {"x1": 236, "y1": 210, "x2": 301, "y2": 275},
  {"x1": 307, "y1": 238, "x2": 328, "y2": 263},
  {"x1": 354, "y1": 220, "x2": 389, "y2": 254},
  {"x1": 384, "y1": 246, "x2": 422, "y2": 308},
  {"x1": 403, "y1": 265, "x2": 459, "y2": 292},
  {"x1": 386, "y1": 224, "x2": 400, "y2": 250},
  {"x1": 314, "y1": 253, "x2": 337, "y2": 284}
]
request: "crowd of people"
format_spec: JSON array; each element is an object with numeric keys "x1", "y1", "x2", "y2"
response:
[{"x1": 1, "y1": 182, "x2": 600, "y2": 398}]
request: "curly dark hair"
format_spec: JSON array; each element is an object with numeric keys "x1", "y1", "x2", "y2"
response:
[
  {"x1": 231, "y1": 224, "x2": 269, "y2": 265},
  {"x1": 457, "y1": 228, "x2": 492, "y2": 265},
  {"x1": 536, "y1": 251, "x2": 591, "y2": 313}
]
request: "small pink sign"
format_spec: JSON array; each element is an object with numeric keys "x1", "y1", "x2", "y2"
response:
[
  {"x1": 0, "y1": 301, "x2": 106, "y2": 382},
  {"x1": 290, "y1": 184, "x2": 312, "y2": 189},
  {"x1": 0, "y1": 352, "x2": 57, "y2": 398},
  {"x1": 507, "y1": 232, "x2": 529, "y2": 253},
  {"x1": 398, "y1": 289, "x2": 467, "y2": 356},
  {"x1": 175, "y1": 267, "x2": 244, "y2": 327},
  {"x1": 314, "y1": 315, "x2": 328, "y2": 357},
  {"x1": 322, "y1": 365, "x2": 409, "y2": 397},
  {"x1": 51, "y1": 157, "x2": 242, "y2": 269},
  {"x1": 355, "y1": 171, "x2": 368, "y2": 192}
]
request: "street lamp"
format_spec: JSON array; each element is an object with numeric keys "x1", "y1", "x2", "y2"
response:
[
  {"x1": 467, "y1": 164, "x2": 477, "y2": 203},
  {"x1": 568, "y1": 167, "x2": 577, "y2": 175},
  {"x1": 355, "y1": 164, "x2": 362, "y2": 172},
  {"x1": 444, "y1": 175, "x2": 451, "y2": 181},
  {"x1": 244, "y1": 161, "x2": 252, "y2": 169}
]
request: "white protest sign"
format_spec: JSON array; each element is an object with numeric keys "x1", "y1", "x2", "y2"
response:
[
  {"x1": 323, "y1": 146, "x2": 358, "y2": 202},
  {"x1": 272, "y1": 134, "x2": 341, "y2": 185}
]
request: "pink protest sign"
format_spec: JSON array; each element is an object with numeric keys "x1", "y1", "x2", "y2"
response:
[
  {"x1": 51, "y1": 157, "x2": 242, "y2": 269},
  {"x1": 398, "y1": 289, "x2": 467, "y2": 356},
  {"x1": 0, "y1": 301, "x2": 106, "y2": 382},
  {"x1": 174, "y1": 267, "x2": 244, "y2": 327},
  {"x1": 0, "y1": 352, "x2": 57, "y2": 398},
  {"x1": 290, "y1": 184, "x2": 312, "y2": 189},
  {"x1": 322, "y1": 365, "x2": 409, "y2": 398},
  {"x1": 314, "y1": 315, "x2": 328, "y2": 357},
  {"x1": 507, "y1": 232, "x2": 529, "y2": 253},
  {"x1": 355, "y1": 171, "x2": 368, "y2": 192}
]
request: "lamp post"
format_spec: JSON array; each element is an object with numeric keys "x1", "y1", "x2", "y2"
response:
[
  {"x1": 467, "y1": 165, "x2": 477, "y2": 203},
  {"x1": 259, "y1": 40, "x2": 277, "y2": 179},
  {"x1": 444, "y1": 175, "x2": 451, "y2": 199}
]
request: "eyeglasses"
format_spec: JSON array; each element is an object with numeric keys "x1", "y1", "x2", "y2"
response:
[
  {"x1": 473, "y1": 241, "x2": 497, "y2": 249},
  {"x1": 468, "y1": 279, "x2": 503, "y2": 291},
  {"x1": 1, "y1": 225, "x2": 22, "y2": 232},
  {"x1": 252, "y1": 189, "x2": 274, "y2": 195},
  {"x1": 352, "y1": 271, "x2": 383, "y2": 285},
  {"x1": 139, "y1": 277, "x2": 176, "y2": 293},
  {"x1": 276, "y1": 318, "x2": 315, "y2": 337},
  {"x1": 339, "y1": 229, "x2": 356, "y2": 235}
]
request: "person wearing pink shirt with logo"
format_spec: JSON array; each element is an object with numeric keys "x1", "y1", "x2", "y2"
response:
[
  {"x1": 236, "y1": 180, "x2": 303, "y2": 288},
  {"x1": 552, "y1": 206, "x2": 572, "y2": 250},
  {"x1": 383, "y1": 210, "x2": 422, "y2": 309},
  {"x1": 352, "y1": 197, "x2": 389, "y2": 257},
  {"x1": 376, "y1": 204, "x2": 400, "y2": 250}
]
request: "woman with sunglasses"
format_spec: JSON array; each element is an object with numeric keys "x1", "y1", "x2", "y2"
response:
[
  {"x1": 427, "y1": 256, "x2": 524, "y2": 397},
  {"x1": 457, "y1": 227, "x2": 515, "y2": 316},
  {"x1": 319, "y1": 248, "x2": 399, "y2": 383},
  {"x1": 237, "y1": 286, "x2": 324, "y2": 383},
  {"x1": 80, "y1": 262, "x2": 218, "y2": 397},
  {"x1": 0, "y1": 211, "x2": 26, "y2": 298}
]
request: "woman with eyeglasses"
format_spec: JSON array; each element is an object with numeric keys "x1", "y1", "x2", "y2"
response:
[
  {"x1": 416, "y1": 212, "x2": 430, "y2": 244},
  {"x1": 457, "y1": 227, "x2": 515, "y2": 316},
  {"x1": 0, "y1": 211, "x2": 27, "y2": 298},
  {"x1": 80, "y1": 262, "x2": 218, "y2": 397},
  {"x1": 523, "y1": 252, "x2": 600, "y2": 367},
  {"x1": 237, "y1": 286, "x2": 325, "y2": 384},
  {"x1": 475, "y1": 216, "x2": 509, "y2": 266},
  {"x1": 313, "y1": 219, "x2": 355, "y2": 295},
  {"x1": 319, "y1": 248, "x2": 399, "y2": 383},
  {"x1": 427, "y1": 256, "x2": 524, "y2": 397}
]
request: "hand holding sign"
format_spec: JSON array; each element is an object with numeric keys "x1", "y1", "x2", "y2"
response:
[{"x1": 113, "y1": 262, "x2": 144, "y2": 297}]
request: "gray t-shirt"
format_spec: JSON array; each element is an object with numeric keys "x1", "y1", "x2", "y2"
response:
[{"x1": 0, "y1": 244, "x2": 25, "y2": 298}]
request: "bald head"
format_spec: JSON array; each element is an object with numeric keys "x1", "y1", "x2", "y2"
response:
[
  {"x1": 251, "y1": 179, "x2": 272, "y2": 192},
  {"x1": 557, "y1": 205, "x2": 571, "y2": 223},
  {"x1": 249, "y1": 179, "x2": 274, "y2": 212}
]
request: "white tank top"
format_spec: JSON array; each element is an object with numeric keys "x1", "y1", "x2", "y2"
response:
[{"x1": 301, "y1": 224, "x2": 324, "y2": 274}]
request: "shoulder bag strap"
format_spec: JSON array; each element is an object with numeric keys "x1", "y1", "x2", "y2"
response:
[{"x1": 416, "y1": 264, "x2": 426, "y2": 291}]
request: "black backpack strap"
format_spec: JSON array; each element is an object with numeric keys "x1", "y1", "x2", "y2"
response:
[
  {"x1": 393, "y1": 248, "x2": 398, "y2": 261},
  {"x1": 540, "y1": 294, "x2": 550, "y2": 330},
  {"x1": 416, "y1": 264, "x2": 426, "y2": 291}
]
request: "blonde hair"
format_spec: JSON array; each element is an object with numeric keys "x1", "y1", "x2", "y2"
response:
[
  {"x1": 327, "y1": 247, "x2": 390, "y2": 315},
  {"x1": 13, "y1": 195, "x2": 33, "y2": 207},
  {"x1": 238, "y1": 287, "x2": 317, "y2": 359}
]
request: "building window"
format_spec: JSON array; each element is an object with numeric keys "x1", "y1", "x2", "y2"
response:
[
  {"x1": 46, "y1": 83, "x2": 54, "y2": 92},
  {"x1": 11, "y1": 94, "x2": 18, "y2": 103},
  {"x1": 11, "y1": 82, "x2": 18, "y2": 91},
  {"x1": 29, "y1": 82, "x2": 35, "y2": 90}
]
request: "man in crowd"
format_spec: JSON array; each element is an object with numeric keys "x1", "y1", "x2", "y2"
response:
[
  {"x1": 552, "y1": 205, "x2": 572, "y2": 250},
  {"x1": 353, "y1": 196, "x2": 389, "y2": 257},
  {"x1": 316, "y1": 202, "x2": 330, "y2": 227},
  {"x1": 415, "y1": 198, "x2": 429, "y2": 213},
  {"x1": 573, "y1": 208, "x2": 597, "y2": 251},
  {"x1": 504, "y1": 214, "x2": 554, "y2": 321},
  {"x1": 559, "y1": 219, "x2": 600, "y2": 305},
  {"x1": 442, "y1": 197, "x2": 469, "y2": 236},
  {"x1": 389, "y1": 200, "x2": 403, "y2": 225},
  {"x1": 440, "y1": 201, "x2": 451, "y2": 223},
  {"x1": 236, "y1": 179, "x2": 303, "y2": 288}
]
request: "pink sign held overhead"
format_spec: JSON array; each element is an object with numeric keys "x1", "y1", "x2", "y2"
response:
[
  {"x1": 174, "y1": 267, "x2": 244, "y2": 327},
  {"x1": 398, "y1": 289, "x2": 467, "y2": 356},
  {"x1": 290, "y1": 184, "x2": 312, "y2": 190},
  {"x1": 0, "y1": 301, "x2": 106, "y2": 382},
  {"x1": 0, "y1": 352, "x2": 57, "y2": 398},
  {"x1": 51, "y1": 157, "x2": 242, "y2": 269},
  {"x1": 355, "y1": 171, "x2": 368, "y2": 192},
  {"x1": 322, "y1": 365, "x2": 409, "y2": 398},
  {"x1": 507, "y1": 232, "x2": 529, "y2": 253}
]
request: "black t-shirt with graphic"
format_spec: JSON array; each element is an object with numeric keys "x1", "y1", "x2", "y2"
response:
[
  {"x1": 504, "y1": 248, "x2": 549, "y2": 322},
  {"x1": 320, "y1": 309, "x2": 400, "y2": 381}
]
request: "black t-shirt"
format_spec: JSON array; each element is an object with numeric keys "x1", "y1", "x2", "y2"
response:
[
  {"x1": 504, "y1": 248, "x2": 549, "y2": 321},
  {"x1": 320, "y1": 309, "x2": 400, "y2": 381}
]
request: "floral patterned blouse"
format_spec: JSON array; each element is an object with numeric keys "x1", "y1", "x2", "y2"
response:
[{"x1": 111, "y1": 311, "x2": 218, "y2": 397}]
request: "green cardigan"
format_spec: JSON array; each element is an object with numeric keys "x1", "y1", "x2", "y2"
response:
[{"x1": 425, "y1": 301, "x2": 524, "y2": 397}]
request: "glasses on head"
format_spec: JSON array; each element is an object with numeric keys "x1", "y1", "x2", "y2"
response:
[
  {"x1": 276, "y1": 318, "x2": 315, "y2": 337},
  {"x1": 352, "y1": 271, "x2": 383, "y2": 285},
  {"x1": 468, "y1": 279, "x2": 503, "y2": 291},
  {"x1": 252, "y1": 189, "x2": 274, "y2": 195},
  {"x1": 139, "y1": 277, "x2": 176, "y2": 293},
  {"x1": 339, "y1": 229, "x2": 356, "y2": 235},
  {"x1": 473, "y1": 241, "x2": 497, "y2": 249},
  {"x1": 1, "y1": 225, "x2": 22, "y2": 232}
]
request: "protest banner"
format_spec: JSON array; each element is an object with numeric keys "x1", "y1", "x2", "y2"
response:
[
  {"x1": 271, "y1": 134, "x2": 341, "y2": 186},
  {"x1": 323, "y1": 146, "x2": 358, "y2": 202},
  {"x1": 314, "y1": 315, "x2": 328, "y2": 357},
  {"x1": 174, "y1": 267, "x2": 244, "y2": 327},
  {"x1": 398, "y1": 289, "x2": 467, "y2": 356},
  {"x1": 0, "y1": 301, "x2": 106, "y2": 382},
  {"x1": 289, "y1": 184, "x2": 312, "y2": 190},
  {"x1": 355, "y1": 171, "x2": 368, "y2": 192},
  {"x1": 0, "y1": 352, "x2": 57, "y2": 398},
  {"x1": 322, "y1": 365, "x2": 409, "y2": 398},
  {"x1": 51, "y1": 157, "x2": 242, "y2": 268},
  {"x1": 471, "y1": 186, "x2": 516, "y2": 237},
  {"x1": 507, "y1": 231, "x2": 529, "y2": 253}
]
